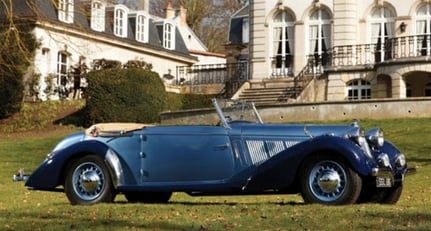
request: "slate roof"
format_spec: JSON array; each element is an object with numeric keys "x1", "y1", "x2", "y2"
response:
[{"x1": 0, "y1": 0, "x2": 195, "y2": 61}]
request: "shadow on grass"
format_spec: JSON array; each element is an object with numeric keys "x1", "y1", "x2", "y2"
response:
[
  {"x1": 166, "y1": 200, "x2": 304, "y2": 206},
  {"x1": 54, "y1": 107, "x2": 90, "y2": 128}
]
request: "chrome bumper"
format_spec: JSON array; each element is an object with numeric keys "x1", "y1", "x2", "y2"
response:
[{"x1": 12, "y1": 169, "x2": 29, "y2": 182}]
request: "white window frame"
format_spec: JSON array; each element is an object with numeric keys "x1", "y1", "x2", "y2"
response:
[
  {"x1": 163, "y1": 22, "x2": 175, "y2": 50},
  {"x1": 369, "y1": 7, "x2": 394, "y2": 62},
  {"x1": 91, "y1": 0, "x2": 105, "y2": 32},
  {"x1": 346, "y1": 79, "x2": 371, "y2": 100},
  {"x1": 415, "y1": 3, "x2": 431, "y2": 56},
  {"x1": 271, "y1": 10, "x2": 295, "y2": 76},
  {"x1": 57, "y1": 52, "x2": 69, "y2": 86},
  {"x1": 242, "y1": 17, "x2": 249, "y2": 44},
  {"x1": 308, "y1": 9, "x2": 331, "y2": 56},
  {"x1": 58, "y1": 0, "x2": 74, "y2": 23},
  {"x1": 136, "y1": 13, "x2": 149, "y2": 43},
  {"x1": 114, "y1": 5, "x2": 128, "y2": 38}
]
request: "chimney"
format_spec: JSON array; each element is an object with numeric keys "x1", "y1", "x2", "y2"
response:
[
  {"x1": 165, "y1": 1, "x2": 175, "y2": 19},
  {"x1": 137, "y1": 0, "x2": 149, "y2": 12},
  {"x1": 179, "y1": 5, "x2": 187, "y2": 25}
]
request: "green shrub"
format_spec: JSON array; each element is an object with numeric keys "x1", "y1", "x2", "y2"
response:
[
  {"x1": 166, "y1": 92, "x2": 184, "y2": 111},
  {"x1": 166, "y1": 93, "x2": 215, "y2": 111},
  {"x1": 84, "y1": 68, "x2": 167, "y2": 124},
  {"x1": 180, "y1": 94, "x2": 215, "y2": 109}
]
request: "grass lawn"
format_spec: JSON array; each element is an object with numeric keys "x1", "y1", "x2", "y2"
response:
[{"x1": 0, "y1": 103, "x2": 430, "y2": 230}]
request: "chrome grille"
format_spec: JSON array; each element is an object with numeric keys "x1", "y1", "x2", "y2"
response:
[{"x1": 245, "y1": 137, "x2": 300, "y2": 165}]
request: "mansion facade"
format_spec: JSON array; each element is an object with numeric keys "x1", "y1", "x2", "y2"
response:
[
  {"x1": 0, "y1": 0, "x2": 225, "y2": 100},
  {"x1": 227, "y1": 0, "x2": 431, "y2": 102}
]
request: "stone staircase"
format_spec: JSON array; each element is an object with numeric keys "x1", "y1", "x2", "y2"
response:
[
  {"x1": 234, "y1": 63, "x2": 320, "y2": 105},
  {"x1": 237, "y1": 79, "x2": 303, "y2": 105}
]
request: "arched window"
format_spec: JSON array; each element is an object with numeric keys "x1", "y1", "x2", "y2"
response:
[
  {"x1": 370, "y1": 7, "x2": 394, "y2": 62},
  {"x1": 58, "y1": 0, "x2": 74, "y2": 23},
  {"x1": 272, "y1": 10, "x2": 295, "y2": 76},
  {"x1": 309, "y1": 8, "x2": 331, "y2": 66},
  {"x1": 416, "y1": 3, "x2": 431, "y2": 56},
  {"x1": 347, "y1": 79, "x2": 371, "y2": 100},
  {"x1": 136, "y1": 14, "x2": 149, "y2": 43},
  {"x1": 114, "y1": 6, "x2": 128, "y2": 37},
  {"x1": 91, "y1": 1, "x2": 105, "y2": 32},
  {"x1": 163, "y1": 22, "x2": 175, "y2": 50}
]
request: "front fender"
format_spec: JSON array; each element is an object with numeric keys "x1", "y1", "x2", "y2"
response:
[
  {"x1": 247, "y1": 135, "x2": 374, "y2": 190},
  {"x1": 300, "y1": 136, "x2": 374, "y2": 175},
  {"x1": 25, "y1": 140, "x2": 120, "y2": 190}
]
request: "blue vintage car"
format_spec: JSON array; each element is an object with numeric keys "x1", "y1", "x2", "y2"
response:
[{"x1": 22, "y1": 99, "x2": 407, "y2": 205}]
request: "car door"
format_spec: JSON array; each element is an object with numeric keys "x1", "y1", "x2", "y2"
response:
[{"x1": 139, "y1": 126, "x2": 235, "y2": 184}]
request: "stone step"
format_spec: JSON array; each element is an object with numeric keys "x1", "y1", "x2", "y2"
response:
[{"x1": 238, "y1": 86, "x2": 302, "y2": 105}]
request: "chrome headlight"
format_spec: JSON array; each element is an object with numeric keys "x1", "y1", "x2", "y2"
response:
[
  {"x1": 377, "y1": 153, "x2": 390, "y2": 167},
  {"x1": 395, "y1": 154, "x2": 407, "y2": 169},
  {"x1": 345, "y1": 126, "x2": 374, "y2": 159},
  {"x1": 366, "y1": 128, "x2": 384, "y2": 148}
]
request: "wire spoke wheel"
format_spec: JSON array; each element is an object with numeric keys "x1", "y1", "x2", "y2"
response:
[
  {"x1": 72, "y1": 162, "x2": 105, "y2": 201},
  {"x1": 65, "y1": 155, "x2": 115, "y2": 205},
  {"x1": 300, "y1": 154, "x2": 362, "y2": 205},
  {"x1": 308, "y1": 160, "x2": 347, "y2": 202}
]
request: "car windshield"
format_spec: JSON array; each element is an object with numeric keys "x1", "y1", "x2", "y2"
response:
[{"x1": 213, "y1": 98, "x2": 263, "y2": 126}]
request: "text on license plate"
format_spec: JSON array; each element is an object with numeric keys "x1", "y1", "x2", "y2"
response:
[{"x1": 376, "y1": 176, "x2": 393, "y2": 187}]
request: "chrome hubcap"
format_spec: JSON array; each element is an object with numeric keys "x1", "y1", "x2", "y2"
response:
[
  {"x1": 72, "y1": 162, "x2": 105, "y2": 201},
  {"x1": 82, "y1": 170, "x2": 101, "y2": 193},
  {"x1": 309, "y1": 160, "x2": 347, "y2": 202}
]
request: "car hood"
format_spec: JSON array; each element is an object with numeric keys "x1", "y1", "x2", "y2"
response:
[{"x1": 238, "y1": 123, "x2": 360, "y2": 138}]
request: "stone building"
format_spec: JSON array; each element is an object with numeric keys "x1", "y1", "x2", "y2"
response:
[{"x1": 227, "y1": 0, "x2": 431, "y2": 102}]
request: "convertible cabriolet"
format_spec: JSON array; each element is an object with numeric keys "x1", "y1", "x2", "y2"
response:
[{"x1": 20, "y1": 99, "x2": 407, "y2": 205}]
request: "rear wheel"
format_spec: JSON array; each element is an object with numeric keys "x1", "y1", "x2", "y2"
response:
[
  {"x1": 124, "y1": 192, "x2": 172, "y2": 203},
  {"x1": 64, "y1": 155, "x2": 115, "y2": 205},
  {"x1": 300, "y1": 154, "x2": 362, "y2": 205}
]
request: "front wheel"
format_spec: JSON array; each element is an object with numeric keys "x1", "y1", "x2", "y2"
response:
[
  {"x1": 64, "y1": 155, "x2": 116, "y2": 205},
  {"x1": 300, "y1": 154, "x2": 362, "y2": 205},
  {"x1": 358, "y1": 184, "x2": 403, "y2": 204}
]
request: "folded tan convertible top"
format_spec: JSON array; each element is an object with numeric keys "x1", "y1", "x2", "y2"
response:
[{"x1": 85, "y1": 123, "x2": 153, "y2": 137}]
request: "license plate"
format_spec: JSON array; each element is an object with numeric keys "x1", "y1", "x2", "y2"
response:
[{"x1": 376, "y1": 176, "x2": 393, "y2": 187}]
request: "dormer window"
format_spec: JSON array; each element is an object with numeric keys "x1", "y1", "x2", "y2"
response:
[
  {"x1": 136, "y1": 14, "x2": 149, "y2": 43},
  {"x1": 58, "y1": 0, "x2": 74, "y2": 23},
  {"x1": 163, "y1": 22, "x2": 175, "y2": 50},
  {"x1": 114, "y1": 5, "x2": 128, "y2": 38},
  {"x1": 91, "y1": 1, "x2": 105, "y2": 32}
]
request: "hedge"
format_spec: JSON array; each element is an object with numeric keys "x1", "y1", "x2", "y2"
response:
[{"x1": 84, "y1": 68, "x2": 167, "y2": 124}]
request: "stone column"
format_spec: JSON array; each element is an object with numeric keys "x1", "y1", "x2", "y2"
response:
[
  {"x1": 249, "y1": 0, "x2": 270, "y2": 81},
  {"x1": 391, "y1": 72, "x2": 406, "y2": 99},
  {"x1": 333, "y1": 0, "x2": 358, "y2": 46}
]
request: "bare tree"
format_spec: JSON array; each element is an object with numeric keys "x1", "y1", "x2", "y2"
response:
[{"x1": 150, "y1": 0, "x2": 245, "y2": 53}]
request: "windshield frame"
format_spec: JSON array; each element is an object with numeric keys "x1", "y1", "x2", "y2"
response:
[{"x1": 212, "y1": 98, "x2": 264, "y2": 128}]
